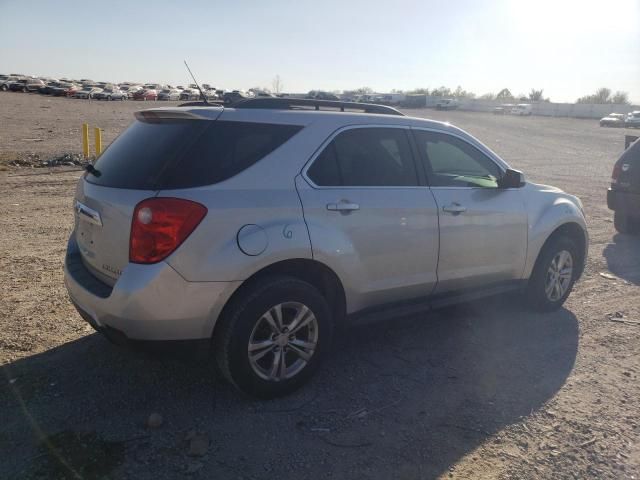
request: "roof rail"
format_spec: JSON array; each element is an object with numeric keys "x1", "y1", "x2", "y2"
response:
[
  {"x1": 231, "y1": 97, "x2": 405, "y2": 116},
  {"x1": 179, "y1": 100, "x2": 224, "y2": 107}
]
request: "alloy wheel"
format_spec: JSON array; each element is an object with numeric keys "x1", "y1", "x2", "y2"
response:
[
  {"x1": 248, "y1": 302, "x2": 318, "y2": 382},
  {"x1": 545, "y1": 250, "x2": 573, "y2": 301}
]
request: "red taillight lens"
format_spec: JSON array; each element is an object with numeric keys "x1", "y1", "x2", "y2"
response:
[
  {"x1": 612, "y1": 162, "x2": 622, "y2": 184},
  {"x1": 130, "y1": 198, "x2": 207, "y2": 264}
]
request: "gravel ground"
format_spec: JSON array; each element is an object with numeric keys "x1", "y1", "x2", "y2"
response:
[{"x1": 1, "y1": 92, "x2": 639, "y2": 479}]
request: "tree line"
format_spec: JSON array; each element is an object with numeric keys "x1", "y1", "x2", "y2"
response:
[
  {"x1": 270, "y1": 76, "x2": 632, "y2": 105},
  {"x1": 346, "y1": 85, "x2": 632, "y2": 104}
]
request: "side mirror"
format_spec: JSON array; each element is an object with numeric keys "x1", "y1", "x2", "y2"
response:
[{"x1": 498, "y1": 168, "x2": 526, "y2": 189}]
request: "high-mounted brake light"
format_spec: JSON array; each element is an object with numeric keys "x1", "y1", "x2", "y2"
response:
[{"x1": 130, "y1": 198, "x2": 207, "y2": 264}]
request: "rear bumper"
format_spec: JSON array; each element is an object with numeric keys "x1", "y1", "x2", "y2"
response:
[
  {"x1": 607, "y1": 188, "x2": 640, "y2": 215},
  {"x1": 64, "y1": 235, "x2": 241, "y2": 341}
]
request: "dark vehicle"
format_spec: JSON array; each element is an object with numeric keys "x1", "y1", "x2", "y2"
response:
[
  {"x1": 39, "y1": 81, "x2": 63, "y2": 95},
  {"x1": 222, "y1": 90, "x2": 252, "y2": 104},
  {"x1": 9, "y1": 78, "x2": 44, "y2": 92},
  {"x1": 608, "y1": 137, "x2": 640, "y2": 234}
]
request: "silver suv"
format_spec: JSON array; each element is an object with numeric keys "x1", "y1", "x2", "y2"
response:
[{"x1": 64, "y1": 98, "x2": 588, "y2": 398}]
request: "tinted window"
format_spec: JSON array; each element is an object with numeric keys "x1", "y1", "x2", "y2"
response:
[
  {"x1": 88, "y1": 120, "x2": 302, "y2": 189},
  {"x1": 413, "y1": 130, "x2": 501, "y2": 188},
  {"x1": 308, "y1": 128, "x2": 418, "y2": 187},
  {"x1": 307, "y1": 144, "x2": 341, "y2": 186}
]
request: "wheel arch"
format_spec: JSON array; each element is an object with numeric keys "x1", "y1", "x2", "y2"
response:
[
  {"x1": 531, "y1": 222, "x2": 588, "y2": 280},
  {"x1": 212, "y1": 258, "x2": 347, "y2": 340}
]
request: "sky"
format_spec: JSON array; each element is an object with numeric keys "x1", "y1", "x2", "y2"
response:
[{"x1": 1, "y1": 0, "x2": 638, "y2": 103}]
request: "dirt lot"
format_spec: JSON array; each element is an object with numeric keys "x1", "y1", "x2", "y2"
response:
[{"x1": 1, "y1": 92, "x2": 639, "y2": 479}]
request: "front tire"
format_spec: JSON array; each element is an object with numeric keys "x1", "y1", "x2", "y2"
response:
[
  {"x1": 614, "y1": 211, "x2": 640, "y2": 235},
  {"x1": 526, "y1": 236, "x2": 579, "y2": 312},
  {"x1": 214, "y1": 276, "x2": 332, "y2": 398}
]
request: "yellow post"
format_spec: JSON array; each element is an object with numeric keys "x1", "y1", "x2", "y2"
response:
[
  {"x1": 94, "y1": 127, "x2": 102, "y2": 156},
  {"x1": 82, "y1": 123, "x2": 90, "y2": 159}
]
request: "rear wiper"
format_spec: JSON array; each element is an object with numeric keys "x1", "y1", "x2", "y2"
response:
[{"x1": 85, "y1": 164, "x2": 101, "y2": 177}]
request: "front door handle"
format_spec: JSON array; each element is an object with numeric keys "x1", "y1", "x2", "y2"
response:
[
  {"x1": 327, "y1": 202, "x2": 360, "y2": 212},
  {"x1": 442, "y1": 203, "x2": 467, "y2": 214}
]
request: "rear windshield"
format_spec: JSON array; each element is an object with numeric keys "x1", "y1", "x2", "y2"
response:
[{"x1": 87, "y1": 120, "x2": 303, "y2": 189}]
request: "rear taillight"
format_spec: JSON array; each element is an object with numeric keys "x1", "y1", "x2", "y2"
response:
[
  {"x1": 611, "y1": 162, "x2": 621, "y2": 184},
  {"x1": 130, "y1": 198, "x2": 207, "y2": 264}
]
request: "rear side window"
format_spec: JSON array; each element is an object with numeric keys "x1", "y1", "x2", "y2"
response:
[
  {"x1": 88, "y1": 120, "x2": 302, "y2": 189},
  {"x1": 307, "y1": 127, "x2": 418, "y2": 187}
]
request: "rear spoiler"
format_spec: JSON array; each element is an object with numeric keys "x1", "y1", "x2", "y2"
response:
[{"x1": 134, "y1": 110, "x2": 215, "y2": 122}]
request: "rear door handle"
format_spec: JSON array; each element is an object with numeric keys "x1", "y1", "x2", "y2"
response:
[
  {"x1": 442, "y1": 203, "x2": 467, "y2": 214},
  {"x1": 327, "y1": 202, "x2": 360, "y2": 212}
]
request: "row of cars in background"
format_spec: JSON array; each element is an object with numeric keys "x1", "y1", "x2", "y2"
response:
[
  {"x1": 0, "y1": 74, "x2": 260, "y2": 103},
  {"x1": 600, "y1": 112, "x2": 640, "y2": 128}
]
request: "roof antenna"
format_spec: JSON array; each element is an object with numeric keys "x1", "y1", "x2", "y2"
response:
[{"x1": 184, "y1": 60, "x2": 210, "y2": 106}]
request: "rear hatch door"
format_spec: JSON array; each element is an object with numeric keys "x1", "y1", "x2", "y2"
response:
[{"x1": 75, "y1": 109, "x2": 221, "y2": 285}]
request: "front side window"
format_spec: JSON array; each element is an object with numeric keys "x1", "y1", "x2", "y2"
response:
[
  {"x1": 307, "y1": 127, "x2": 418, "y2": 187},
  {"x1": 413, "y1": 130, "x2": 502, "y2": 188}
]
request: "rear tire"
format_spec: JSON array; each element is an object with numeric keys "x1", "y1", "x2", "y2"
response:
[
  {"x1": 214, "y1": 276, "x2": 332, "y2": 398},
  {"x1": 614, "y1": 211, "x2": 640, "y2": 235},
  {"x1": 526, "y1": 236, "x2": 579, "y2": 312}
]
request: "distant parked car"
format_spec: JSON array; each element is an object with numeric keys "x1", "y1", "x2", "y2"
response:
[
  {"x1": 179, "y1": 89, "x2": 200, "y2": 101},
  {"x1": 38, "y1": 81, "x2": 63, "y2": 95},
  {"x1": 52, "y1": 83, "x2": 81, "y2": 97},
  {"x1": 249, "y1": 89, "x2": 274, "y2": 98},
  {"x1": 223, "y1": 90, "x2": 254, "y2": 104},
  {"x1": 73, "y1": 86, "x2": 103, "y2": 99},
  {"x1": 122, "y1": 86, "x2": 142, "y2": 99},
  {"x1": 511, "y1": 104, "x2": 533, "y2": 116},
  {"x1": 608, "y1": 137, "x2": 640, "y2": 233},
  {"x1": 599, "y1": 113, "x2": 626, "y2": 127},
  {"x1": 625, "y1": 111, "x2": 640, "y2": 129},
  {"x1": 493, "y1": 104, "x2": 515, "y2": 115},
  {"x1": 0, "y1": 75, "x2": 20, "y2": 91},
  {"x1": 9, "y1": 78, "x2": 44, "y2": 92},
  {"x1": 157, "y1": 89, "x2": 181, "y2": 101},
  {"x1": 202, "y1": 89, "x2": 222, "y2": 101},
  {"x1": 306, "y1": 90, "x2": 340, "y2": 101},
  {"x1": 93, "y1": 88, "x2": 127, "y2": 101},
  {"x1": 133, "y1": 89, "x2": 158, "y2": 101},
  {"x1": 436, "y1": 98, "x2": 459, "y2": 110}
]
